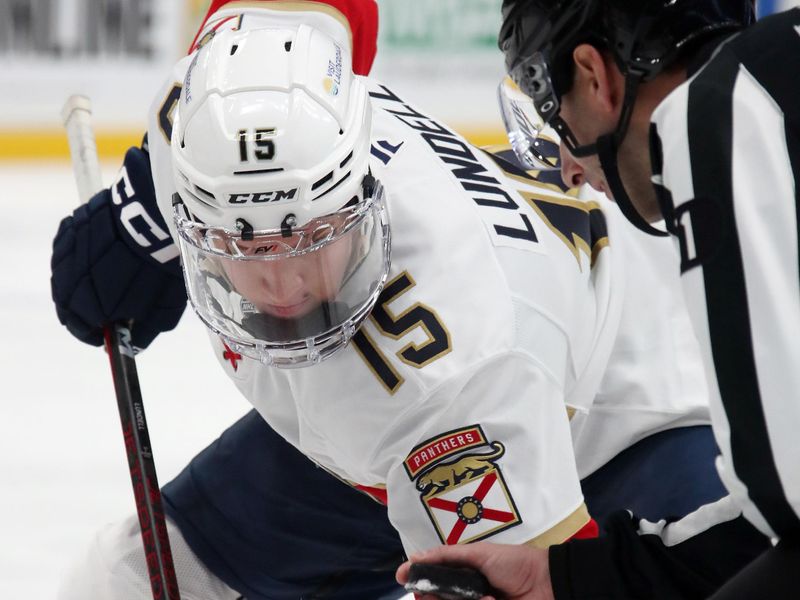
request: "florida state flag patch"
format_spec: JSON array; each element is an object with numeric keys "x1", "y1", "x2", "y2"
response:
[{"x1": 405, "y1": 425, "x2": 521, "y2": 544}]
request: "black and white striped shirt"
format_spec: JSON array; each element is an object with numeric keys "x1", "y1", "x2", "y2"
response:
[
  {"x1": 651, "y1": 7, "x2": 800, "y2": 542},
  {"x1": 547, "y1": 11, "x2": 800, "y2": 599}
]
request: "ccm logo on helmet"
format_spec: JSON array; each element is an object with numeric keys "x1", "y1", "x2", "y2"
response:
[{"x1": 228, "y1": 189, "x2": 298, "y2": 204}]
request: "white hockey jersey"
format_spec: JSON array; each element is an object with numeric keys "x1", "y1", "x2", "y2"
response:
[{"x1": 144, "y1": 6, "x2": 710, "y2": 555}]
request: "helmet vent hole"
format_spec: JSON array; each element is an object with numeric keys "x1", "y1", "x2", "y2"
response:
[
  {"x1": 339, "y1": 128, "x2": 344, "y2": 135},
  {"x1": 284, "y1": 40, "x2": 292, "y2": 52},
  {"x1": 195, "y1": 184, "x2": 214, "y2": 200},
  {"x1": 312, "y1": 171, "x2": 351, "y2": 201},
  {"x1": 181, "y1": 186, "x2": 213, "y2": 210},
  {"x1": 230, "y1": 44, "x2": 238, "y2": 56},
  {"x1": 312, "y1": 170, "x2": 334, "y2": 191},
  {"x1": 339, "y1": 150, "x2": 353, "y2": 168}
]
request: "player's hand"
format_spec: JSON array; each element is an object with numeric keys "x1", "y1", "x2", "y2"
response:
[
  {"x1": 396, "y1": 542, "x2": 554, "y2": 600},
  {"x1": 51, "y1": 143, "x2": 187, "y2": 349}
]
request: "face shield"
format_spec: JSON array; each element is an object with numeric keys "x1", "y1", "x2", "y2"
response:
[
  {"x1": 174, "y1": 178, "x2": 391, "y2": 368},
  {"x1": 497, "y1": 76, "x2": 561, "y2": 171}
]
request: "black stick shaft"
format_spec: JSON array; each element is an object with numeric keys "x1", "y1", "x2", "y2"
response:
[
  {"x1": 104, "y1": 324, "x2": 180, "y2": 600},
  {"x1": 62, "y1": 94, "x2": 182, "y2": 600}
]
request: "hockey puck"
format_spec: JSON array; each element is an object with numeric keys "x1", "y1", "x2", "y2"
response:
[{"x1": 404, "y1": 562, "x2": 493, "y2": 599}]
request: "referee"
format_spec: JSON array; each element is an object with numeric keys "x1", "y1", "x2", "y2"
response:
[{"x1": 399, "y1": 1, "x2": 799, "y2": 597}]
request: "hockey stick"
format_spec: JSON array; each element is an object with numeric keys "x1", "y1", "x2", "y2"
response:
[{"x1": 61, "y1": 95, "x2": 181, "y2": 600}]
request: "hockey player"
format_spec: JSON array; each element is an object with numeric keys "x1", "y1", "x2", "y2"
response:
[
  {"x1": 50, "y1": 1, "x2": 759, "y2": 599},
  {"x1": 402, "y1": 1, "x2": 800, "y2": 597}
]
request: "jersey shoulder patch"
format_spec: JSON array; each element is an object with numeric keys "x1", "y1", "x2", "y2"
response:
[{"x1": 404, "y1": 425, "x2": 522, "y2": 545}]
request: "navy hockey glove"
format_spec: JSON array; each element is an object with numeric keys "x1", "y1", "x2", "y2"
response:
[{"x1": 51, "y1": 144, "x2": 187, "y2": 349}]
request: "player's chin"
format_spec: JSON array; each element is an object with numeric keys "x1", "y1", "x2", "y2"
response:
[{"x1": 258, "y1": 297, "x2": 315, "y2": 319}]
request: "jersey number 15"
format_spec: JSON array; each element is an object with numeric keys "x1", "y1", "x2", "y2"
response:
[{"x1": 353, "y1": 271, "x2": 451, "y2": 394}]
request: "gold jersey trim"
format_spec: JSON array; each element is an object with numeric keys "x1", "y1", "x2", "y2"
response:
[{"x1": 524, "y1": 503, "x2": 591, "y2": 548}]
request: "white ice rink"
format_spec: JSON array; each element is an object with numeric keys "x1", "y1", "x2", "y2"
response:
[{"x1": 0, "y1": 161, "x2": 286, "y2": 598}]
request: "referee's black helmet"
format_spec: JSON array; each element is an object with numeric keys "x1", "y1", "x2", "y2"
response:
[{"x1": 499, "y1": 0, "x2": 755, "y2": 125}]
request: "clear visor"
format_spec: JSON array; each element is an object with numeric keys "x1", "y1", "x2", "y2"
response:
[
  {"x1": 174, "y1": 182, "x2": 391, "y2": 368},
  {"x1": 497, "y1": 76, "x2": 562, "y2": 171}
]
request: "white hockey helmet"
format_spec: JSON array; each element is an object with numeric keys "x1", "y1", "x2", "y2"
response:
[{"x1": 171, "y1": 24, "x2": 390, "y2": 368}]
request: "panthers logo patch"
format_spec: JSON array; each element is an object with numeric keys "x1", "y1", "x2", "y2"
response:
[{"x1": 405, "y1": 425, "x2": 521, "y2": 544}]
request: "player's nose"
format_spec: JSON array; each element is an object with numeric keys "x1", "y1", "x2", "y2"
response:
[
  {"x1": 258, "y1": 263, "x2": 306, "y2": 301},
  {"x1": 560, "y1": 144, "x2": 585, "y2": 189}
]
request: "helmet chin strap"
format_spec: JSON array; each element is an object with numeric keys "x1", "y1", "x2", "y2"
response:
[
  {"x1": 595, "y1": 71, "x2": 668, "y2": 237},
  {"x1": 597, "y1": 136, "x2": 668, "y2": 237}
]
